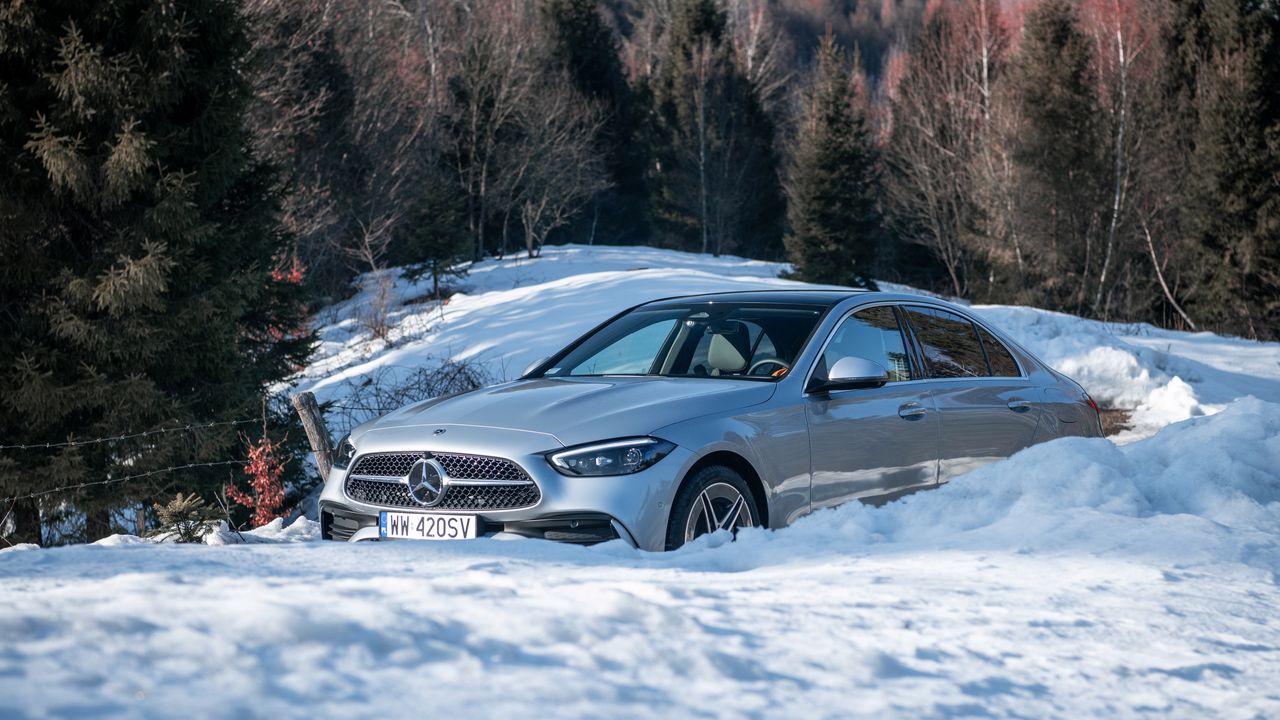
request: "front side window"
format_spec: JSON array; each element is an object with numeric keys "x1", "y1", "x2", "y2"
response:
[
  {"x1": 543, "y1": 303, "x2": 825, "y2": 380},
  {"x1": 902, "y1": 306, "x2": 988, "y2": 378},
  {"x1": 819, "y1": 306, "x2": 913, "y2": 382},
  {"x1": 568, "y1": 318, "x2": 678, "y2": 376}
]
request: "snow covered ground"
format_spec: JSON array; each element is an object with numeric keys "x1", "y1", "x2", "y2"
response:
[{"x1": 2, "y1": 245, "x2": 1279, "y2": 718}]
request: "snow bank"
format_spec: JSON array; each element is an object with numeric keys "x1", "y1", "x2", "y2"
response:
[{"x1": 87, "y1": 517, "x2": 321, "y2": 547}]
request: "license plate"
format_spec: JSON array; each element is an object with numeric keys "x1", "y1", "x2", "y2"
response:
[{"x1": 379, "y1": 511, "x2": 479, "y2": 540}]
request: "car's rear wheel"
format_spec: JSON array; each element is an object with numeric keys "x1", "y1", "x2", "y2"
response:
[{"x1": 665, "y1": 465, "x2": 759, "y2": 550}]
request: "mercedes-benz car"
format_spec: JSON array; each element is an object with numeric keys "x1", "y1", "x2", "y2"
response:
[{"x1": 319, "y1": 290, "x2": 1102, "y2": 550}]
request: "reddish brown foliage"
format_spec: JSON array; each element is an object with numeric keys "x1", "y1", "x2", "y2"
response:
[{"x1": 229, "y1": 433, "x2": 289, "y2": 527}]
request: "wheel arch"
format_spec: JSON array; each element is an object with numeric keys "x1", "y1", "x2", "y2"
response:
[{"x1": 681, "y1": 450, "x2": 770, "y2": 529}]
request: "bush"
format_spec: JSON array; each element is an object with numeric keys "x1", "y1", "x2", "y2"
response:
[{"x1": 148, "y1": 493, "x2": 221, "y2": 543}]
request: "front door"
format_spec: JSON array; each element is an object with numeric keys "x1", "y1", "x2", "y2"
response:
[{"x1": 804, "y1": 305, "x2": 939, "y2": 509}]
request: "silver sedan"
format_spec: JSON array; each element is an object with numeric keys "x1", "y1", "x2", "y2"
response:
[{"x1": 319, "y1": 290, "x2": 1102, "y2": 550}]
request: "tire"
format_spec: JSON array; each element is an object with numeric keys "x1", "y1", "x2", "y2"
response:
[{"x1": 664, "y1": 464, "x2": 761, "y2": 550}]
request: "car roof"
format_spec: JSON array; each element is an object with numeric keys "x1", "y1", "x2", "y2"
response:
[{"x1": 639, "y1": 288, "x2": 951, "y2": 310}]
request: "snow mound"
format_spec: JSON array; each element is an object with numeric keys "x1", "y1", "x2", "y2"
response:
[
  {"x1": 85, "y1": 517, "x2": 321, "y2": 547},
  {"x1": 205, "y1": 517, "x2": 321, "y2": 544}
]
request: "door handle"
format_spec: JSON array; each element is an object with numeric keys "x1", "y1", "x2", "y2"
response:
[
  {"x1": 1007, "y1": 399, "x2": 1033, "y2": 412},
  {"x1": 898, "y1": 402, "x2": 928, "y2": 420}
]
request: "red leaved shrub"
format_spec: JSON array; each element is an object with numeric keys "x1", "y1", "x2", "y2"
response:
[{"x1": 229, "y1": 433, "x2": 288, "y2": 527}]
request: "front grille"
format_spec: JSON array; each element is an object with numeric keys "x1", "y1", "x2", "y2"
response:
[
  {"x1": 349, "y1": 452, "x2": 420, "y2": 477},
  {"x1": 349, "y1": 451, "x2": 530, "y2": 482},
  {"x1": 435, "y1": 453, "x2": 529, "y2": 481},
  {"x1": 345, "y1": 477, "x2": 541, "y2": 511}
]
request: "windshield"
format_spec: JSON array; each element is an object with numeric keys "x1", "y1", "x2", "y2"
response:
[{"x1": 540, "y1": 303, "x2": 826, "y2": 381}]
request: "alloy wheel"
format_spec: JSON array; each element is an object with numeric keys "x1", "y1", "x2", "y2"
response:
[{"x1": 682, "y1": 481, "x2": 756, "y2": 544}]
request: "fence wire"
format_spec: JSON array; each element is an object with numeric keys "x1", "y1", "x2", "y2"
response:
[
  {"x1": 0, "y1": 419, "x2": 261, "y2": 452},
  {"x1": 0, "y1": 459, "x2": 246, "y2": 504}
]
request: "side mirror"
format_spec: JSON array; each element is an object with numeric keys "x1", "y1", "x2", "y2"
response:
[
  {"x1": 812, "y1": 356, "x2": 889, "y2": 392},
  {"x1": 522, "y1": 356, "x2": 550, "y2": 377}
]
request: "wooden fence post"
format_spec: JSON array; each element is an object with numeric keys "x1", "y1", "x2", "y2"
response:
[{"x1": 292, "y1": 391, "x2": 333, "y2": 480}]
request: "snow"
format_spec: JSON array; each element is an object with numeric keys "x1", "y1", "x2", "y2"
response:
[{"x1": 3, "y1": 245, "x2": 1279, "y2": 718}]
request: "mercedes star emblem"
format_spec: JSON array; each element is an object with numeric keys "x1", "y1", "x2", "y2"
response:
[{"x1": 406, "y1": 457, "x2": 448, "y2": 506}]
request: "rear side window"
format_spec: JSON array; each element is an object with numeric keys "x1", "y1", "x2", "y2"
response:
[
  {"x1": 976, "y1": 325, "x2": 1020, "y2": 377},
  {"x1": 902, "y1": 307, "x2": 988, "y2": 378}
]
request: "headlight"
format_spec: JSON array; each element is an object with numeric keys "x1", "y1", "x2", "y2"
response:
[
  {"x1": 332, "y1": 434, "x2": 357, "y2": 470},
  {"x1": 548, "y1": 437, "x2": 676, "y2": 476}
]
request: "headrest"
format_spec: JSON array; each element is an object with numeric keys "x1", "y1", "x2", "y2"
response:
[{"x1": 708, "y1": 328, "x2": 748, "y2": 373}]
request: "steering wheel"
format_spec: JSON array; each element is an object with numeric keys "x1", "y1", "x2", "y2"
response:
[{"x1": 747, "y1": 358, "x2": 791, "y2": 376}]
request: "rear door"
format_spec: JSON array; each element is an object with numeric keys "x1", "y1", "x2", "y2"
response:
[
  {"x1": 804, "y1": 305, "x2": 939, "y2": 508},
  {"x1": 900, "y1": 306, "x2": 1040, "y2": 483}
]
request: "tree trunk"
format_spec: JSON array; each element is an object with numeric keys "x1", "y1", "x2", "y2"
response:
[
  {"x1": 85, "y1": 507, "x2": 112, "y2": 542},
  {"x1": 4, "y1": 499, "x2": 42, "y2": 546},
  {"x1": 1095, "y1": 20, "x2": 1128, "y2": 314},
  {"x1": 1141, "y1": 217, "x2": 1196, "y2": 331},
  {"x1": 499, "y1": 210, "x2": 509, "y2": 257}
]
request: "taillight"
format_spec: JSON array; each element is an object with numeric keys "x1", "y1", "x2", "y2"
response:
[{"x1": 1085, "y1": 394, "x2": 1100, "y2": 414}]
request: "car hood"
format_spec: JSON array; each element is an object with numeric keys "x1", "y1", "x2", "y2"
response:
[{"x1": 353, "y1": 376, "x2": 777, "y2": 449}]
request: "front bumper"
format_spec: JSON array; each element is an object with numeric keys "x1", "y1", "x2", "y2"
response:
[{"x1": 317, "y1": 444, "x2": 695, "y2": 551}]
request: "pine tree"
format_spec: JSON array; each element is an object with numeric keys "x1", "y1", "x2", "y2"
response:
[
  {"x1": 543, "y1": 0, "x2": 649, "y2": 245},
  {"x1": 0, "y1": 0, "x2": 312, "y2": 543},
  {"x1": 644, "y1": 0, "x2": 785, "y2": 258},
  {"x1": 785, "y1": 33, "x2": 881, "y2": 288},
  {"x1": 1175, "y1": 0, "x2": 1280, "y2": 339},
  {"x1": 1006, "y1": 0, "x2": 1106, "y2": 310}
]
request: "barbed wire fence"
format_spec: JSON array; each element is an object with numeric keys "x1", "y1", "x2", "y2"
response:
[
  {"x1": 0, "y1": 418, "x2": 270, "y2": 546},
  {"x1": 0, "y1": 358, "x2": 492, "y2": 545},
  {"x1": 0, "y1": 419, "x2": 263, "y2": 452}
]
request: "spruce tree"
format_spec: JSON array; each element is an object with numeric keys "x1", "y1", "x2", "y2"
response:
[
  {"x1": 0, "y1": 0, "x2": 312, "y2": 543},
  {"x1": 1007, "y1": 0, "x2": 1106, "y2": 310},
  {"x1": 395, "y1": 177, "x2": 471, "y2": 300},
  {"x1": 1177, "y1": 0, "x2": 1280, "y2": 339},
  {"x1": 543, "y1": 0, "x2": 649, "y2": 245},
  {"x1": 784, "y1": 33, "x2": 881, "y2": 288},
  {"x1": 644, "y1": 0, "x2": 785, "y2": 258}
]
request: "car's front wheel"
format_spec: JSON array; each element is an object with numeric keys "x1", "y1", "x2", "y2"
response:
[{"x1": 665, "y1": 465, "x2": 760, "y2": 550}]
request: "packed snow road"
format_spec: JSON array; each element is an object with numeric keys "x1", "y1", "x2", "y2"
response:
[{"x1": 3, "y1": 399, "x2": 1279, "y2": 718}]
